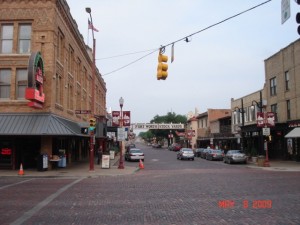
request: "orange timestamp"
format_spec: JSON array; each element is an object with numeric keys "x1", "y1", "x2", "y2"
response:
[{"x1": 218, "y1": 200, "x2": 272, "y2": 209}]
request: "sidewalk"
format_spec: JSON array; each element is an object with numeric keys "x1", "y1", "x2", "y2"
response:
[
  {"x1": 0, "y1": 155, "x2": 140, "y2": 178},
  {"x1": 246, "y1": 160, "x2": 300, "y2": 172}
]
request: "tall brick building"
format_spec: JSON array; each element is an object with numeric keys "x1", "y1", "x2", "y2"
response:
[{"x1": 0, "y1": 0, "x2": 107, "y2": 169}]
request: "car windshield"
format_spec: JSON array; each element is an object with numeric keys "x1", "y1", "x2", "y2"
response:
[
  {"x1": 130, "y1": 149, "x2": 142, "y2": 153},
  {"x1": 182, "y1": 149, "x2": 193, "y2": 153}
]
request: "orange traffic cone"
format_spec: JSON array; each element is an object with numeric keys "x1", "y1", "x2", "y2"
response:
[
  {"x1": 18, "y1": 163, "x2": 24, "y2": 176},
  {"x1": 139, "y1": 159, "x2": 144, "y2": 169}
]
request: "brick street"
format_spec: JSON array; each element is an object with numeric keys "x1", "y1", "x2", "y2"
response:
[{"x1": 1, "y1": 144, "x2": 300, "y2": 225}]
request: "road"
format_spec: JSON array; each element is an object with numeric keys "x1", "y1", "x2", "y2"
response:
[{"x1": 1, "y1": 143, "x2": 300, "y2": 225}]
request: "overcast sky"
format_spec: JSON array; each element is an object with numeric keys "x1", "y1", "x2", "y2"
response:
[{"x1": 67, "y1": 0, "x2": 298, "y2": 125}]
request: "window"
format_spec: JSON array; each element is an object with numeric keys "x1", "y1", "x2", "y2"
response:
[
  {"x1": 271, "y1": 104, "x2": 278, "y2": 122},
  {"x1": 68, "y1": 45, "x2": 74, "y2": 74},
  {"x1": 285, "y1": 71, "x2": 290, "y2": 91},
  {"x1": 0, "y1": 69, "x2": 11, "y2": 99},
  {"x1": 57, "y1": 29, "x2": 64, "y2": 62},
  {"x1": 16, "y1": 69, "x2": 27, "y2": 99},
  {"x1": 18, "y1": 24, "x2": 31, "y2": 53},
  {"x1": 67, "y1": 76, "x2": 74, "y2": 110},
  {"x1": 286, "y1": 100, "x2": 291, "y2": 120},
  {"x1": 55, "y1": 73, "x2": 63, "y2": 105},
  {"x1": 270, "y1": 77, "x2": 277, "y2": 96},
  {"x1": 1, "y1": 24, "x2": 13, "y2": 53}
]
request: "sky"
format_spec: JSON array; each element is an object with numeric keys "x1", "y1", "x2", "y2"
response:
[{"x1": 67, "y1": 0, "x2": 299, "y2": 125}]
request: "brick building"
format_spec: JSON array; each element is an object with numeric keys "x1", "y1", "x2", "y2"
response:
[
  {"x1": 231, "y1": 38, "x2": 300, "y2": 160},
  {"x1": 0, "y1": 0, "x2": 107, "y2": 169}
]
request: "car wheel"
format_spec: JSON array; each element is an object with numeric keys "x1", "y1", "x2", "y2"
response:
[{"x1": 192, "y1": 158, "x2": 194, "y2": 161}]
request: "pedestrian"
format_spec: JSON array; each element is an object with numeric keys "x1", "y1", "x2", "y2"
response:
[{"x1": 97, "y1": 146, "x2": 103, "y2": 165}]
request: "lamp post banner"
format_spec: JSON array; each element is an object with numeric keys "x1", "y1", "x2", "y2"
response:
[{"x1": 112, "y1": 111, "x2": 131, "y2": 127}]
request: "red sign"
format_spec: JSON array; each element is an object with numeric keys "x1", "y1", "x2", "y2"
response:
[
  {"x1": 1, "y1": 148, "x2": 12, "y2": 155},
  {"x1": 256, "y1": 112, "x2": 275, "y2": 127},
  {"x1": 25, "y1": 52, "x2": 45, "y2": 109},
  {"x1": 256, "y1": 112, "x2": 265, "y2": 127},
  {"x1": 112, "y1": 111, "x2": 131, "y2": 127},
  {"x1": 266, "y1": 112, "x2": 275, "y2": 127}
]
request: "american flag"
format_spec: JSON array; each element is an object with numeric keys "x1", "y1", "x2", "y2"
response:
[{"x1": 88, "y1": 20, "x2": 99, "y2": 32}]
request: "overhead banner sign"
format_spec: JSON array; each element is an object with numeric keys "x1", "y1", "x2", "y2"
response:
[{"x1": 132, "y1": 123, "x2": 184, "y2": 130}]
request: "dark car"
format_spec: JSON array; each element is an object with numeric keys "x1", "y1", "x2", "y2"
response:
[
  {"x1": 194, "y1": 148, "x2": 205, "y2": 157},
  {"x1": 125, "y1": 143, "x2": 136, "y2": 151},
  {"x1": 206, "y1": 149, "x2": 224, "y2": 161},
  {"x1": 200, "y1": 149, "x2": 210, "y2": 159},
  {"x1": 223, "y1": 150, "x2": 247, "y2": 164}
]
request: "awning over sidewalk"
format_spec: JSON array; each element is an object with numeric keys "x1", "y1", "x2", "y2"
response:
[
  {"x1": 285, "y1": 128, "x2": 300, "y2": 138},
  {"x1": 0, "y1": 113, "x2": 89, "y2": 136}
]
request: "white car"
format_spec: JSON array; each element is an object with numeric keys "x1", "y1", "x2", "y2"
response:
[{"x1": 125, "y1": 148, "x2": 145, "y2": 162}]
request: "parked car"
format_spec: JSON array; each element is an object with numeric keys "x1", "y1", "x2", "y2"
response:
[
  {"x1": 125, "y1": 143, "x2": 136, "y2": 151},
  {"x1": 125, "y1": 148, "x2": 144, "y2": 162},
  {"x1": 152, "y1": 143, "x2": 162, "y2": 148},
  {"x1": 223, "y1": 150, "x2": 247, "y2": 164},
  {"x1": 206, "y1": 149, "x2": 224, "y2": 161},
  {"x1": 194, "y1": 148, "x2": 205, "y2": 157},
  {"x1": 200, "y1": 149, "x2": 210, "y2": 159},
  {"x1": 172, "y1": 143, "x2": 182, "y2": 152},
  {"x1": 177, "y1": 148, "x2": 194, "y2": 160}
]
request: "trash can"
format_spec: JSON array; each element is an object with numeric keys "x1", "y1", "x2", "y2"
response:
[
  {"x1": 257, "y1": 155, "x2": 265, "y2": 167},
  {"x1": 37, "y1": 154, "x2": 48, "y2": 171},
  {"x1": 58, "y1": 156, "x2": 66, "y2": 168}
]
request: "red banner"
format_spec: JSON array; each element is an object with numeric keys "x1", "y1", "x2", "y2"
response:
[
  {"x1": 112, "y1": 111, "x2": 131, "y2": 127},
  {"x1": 1, "y1": 148, "x2": 12, "y2": 155}
]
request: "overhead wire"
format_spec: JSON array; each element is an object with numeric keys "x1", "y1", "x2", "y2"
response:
[{"x1": 102, "y1": 0, "x2": 272, "y2": 77}]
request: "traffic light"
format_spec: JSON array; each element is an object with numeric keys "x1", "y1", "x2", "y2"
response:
[
  {"x1": 297, "y1": 0, "x2": 300, "y2": 35},
  {"x1": 157, "y1": 52, "x2": 168, "y2": 80},
  {"x1": 89, "y1": 118, "x2": 96, "y2": 133}
]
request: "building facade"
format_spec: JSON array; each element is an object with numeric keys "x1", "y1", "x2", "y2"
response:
[
  {"x1": 231, "y1": 38, "x2": 300, "y2": 160},
  {"x1": 0, "y1": 0, "x2": 107, "y2": 170}
]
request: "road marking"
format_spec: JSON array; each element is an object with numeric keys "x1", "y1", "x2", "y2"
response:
[
  {"x1": 10, "y1": 178, "x2": 84, "y2": 225},
  {"x1": 0, "y1": 179, "x2": 34, "y2": 190},
  {"x1": 151, "y1": 159, "x2": 159, "y2": 161}
]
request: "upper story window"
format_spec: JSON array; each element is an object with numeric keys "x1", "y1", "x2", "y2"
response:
[
  {"x1": 270, "y1": 77, "x2": 277, "y2": 96},
  {"x1": 0, "y1": 69, "x2": 11, "y2": 99},
  {"x1": 1, "y1": 24, "x2": 13, "y2": 53},
  {"x1": 271, "y1": 104, "x2": 278, "y2": 122},
  {"x1": 18, "y1": 24, "x2": 31, "y2": 54},
  {"x1": 286, "y1": 100, "x2": 291, "y2": 120},
  {"x1": 57, "y1": 28, "x2": 64, "y2": 63},
  {"x1": 0, "y1": 23, "x2": 32, "y2": 54},
  {"x1": 285, "y1": 71, "x2": 290, "y2": 91},
  {"x1": 16, "y1": 69, "x2": 27, "y2": 99},
  {"x1": 68, "y1": 45, "x2": 74, "y2": 74}
]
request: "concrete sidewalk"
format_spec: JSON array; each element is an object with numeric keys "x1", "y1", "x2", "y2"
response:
[
  {"x1": 0, "y1": 155, "x2": 140, "y2": 178},
  {"x1": 246, "y1": 160, "x2": 300, "y2": 172}
]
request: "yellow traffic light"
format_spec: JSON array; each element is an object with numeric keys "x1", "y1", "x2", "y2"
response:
[
  {"x1": 157, "y1": 53, "x2": 168, "y2": 80},
  {"x1": 89, "y1": 118, "x2": 96, "y2": 128}
]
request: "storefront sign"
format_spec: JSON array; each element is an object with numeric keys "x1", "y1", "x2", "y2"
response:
[
  {"x1": 1, "y1": 148, "x2": 11, "y2": 155},
  {"x1": 101, "y1": 155, "x2": 110, "y2": 169},
  {"x1": 132, "y1": 123, "x2": 184, "y2": 130},
  {"x1": 25, "y1": 52, "x2": 45, "y2": 109}
]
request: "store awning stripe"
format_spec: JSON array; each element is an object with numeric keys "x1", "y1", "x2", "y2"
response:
[{"x1": 285, "y1": 127, "x2": 300, "y2": 138}]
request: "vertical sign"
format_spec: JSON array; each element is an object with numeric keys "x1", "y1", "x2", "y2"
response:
[{"x1": 281, "y1": 0, "x2": 290, "y2": 24}]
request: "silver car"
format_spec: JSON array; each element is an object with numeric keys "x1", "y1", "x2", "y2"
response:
[
  {"x1": 125, "y1": 148, "x2": 144, "y2": 162},
  {"x1": 177, "y1": 148, "x2": 194, "y2": 160},
  {"x1": 223, "y1": 150, "x2": 247, "y2": 164}
]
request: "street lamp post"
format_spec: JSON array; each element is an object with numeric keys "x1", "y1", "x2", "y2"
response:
[
  {"x1": 118, "y1": 97, "x2": 125, "y2": 169},
  {"x1": 234, "y1": 98, "x2": 245, "y2": 151},
  {"x1": 251, "y1": 91, "x2": 270, "y2": 167},
  {"x1": 86, "y1": 7, "x2": 96, "y2": 171}
]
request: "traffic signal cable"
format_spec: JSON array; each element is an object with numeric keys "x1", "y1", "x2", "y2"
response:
[{"x1": 102, "y1": 0, "x2": 272, "y2": 77}]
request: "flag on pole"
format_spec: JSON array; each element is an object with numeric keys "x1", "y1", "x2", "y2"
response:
[{"x1": 88, "y1": 19, "x2": 99, "y2": 32}]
